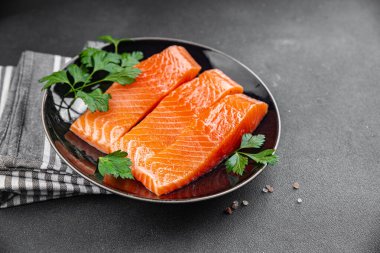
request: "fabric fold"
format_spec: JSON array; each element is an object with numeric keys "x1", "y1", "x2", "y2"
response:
[{"x1": 0, "y1": 41, "x2": 109, "y2": 208}]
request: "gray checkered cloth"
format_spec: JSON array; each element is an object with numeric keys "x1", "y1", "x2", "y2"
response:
[{"x1": 0, "y1": 42, "x2": 109, "y2": 208}]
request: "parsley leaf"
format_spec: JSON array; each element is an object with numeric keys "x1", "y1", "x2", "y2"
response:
[
  {"x1": 104, "y1": 67, "x2": 141, "y2": 85},
  {"x1": 98, "y1": 35, "x2": 128, "y2": 46},
  {"x1": 39, "y1": 70, "x2": 70, "y2": 90},
  {"x1": 80, "y1": 47, "x2": 103, "y2": 67},
  {"x1": 98, "y1": 150, "x2": 134, "y2": 179},
  {"x1": 76, "y1": 89, "x2": 111, "y2": 112},
  {"x1": 129, "y1": 51, "x2": 144, "y2": 61},
  {"x1": 240, "y1": 134, "x2": 265, "y2": 149},
  {"x1": 121, "y1": 52, "x2": 144, "y2": 67},
  {"x1": 67, "y1": 64, "x2": 89, "y2": 84},
  {"x1": 39, "y1": 36, "x2": 143, "y2": 112},
  {"x1": 98, "y1": 35, "x2": 130, "y2": 53},
  {"x1": 225, "y1": 134, "x2": 278, "y2": 175},
  {"x1": 240, "y1": 149, "x2": 278, "y2": 165},
  {"x1": 92, "y1": 50, "x2": 122, "y2": 73},
  {"x1": 225, "y1": 153, "x2": 248, "y2": 175}
]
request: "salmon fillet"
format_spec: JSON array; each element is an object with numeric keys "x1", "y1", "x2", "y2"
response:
[
  {"x1": 135, "y1": 94, "x2": 268, "y2": 196},
  {"x1": 103, "y1": 166, "x2": 230, "y2": 199},
  {"x1": 111, "y1": 69, "x2": 243, "y2": 167},
  {"x1": 103, "y1": 174, "x2": 157, "y2": 199},
  {"x1": 70, "y1": 46, "x2": 201, "y2": 153},
  {"x1": 160, "y1": 167, "x2": 231, "y2": 199}
]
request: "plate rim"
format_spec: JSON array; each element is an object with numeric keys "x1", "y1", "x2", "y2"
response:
[{"x1": 41, "y1": 37, "x2": 281, "y2": 203}]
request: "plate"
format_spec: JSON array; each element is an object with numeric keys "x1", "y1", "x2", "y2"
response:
[{"x1": 41, "y1": 38, "x2": 281, "y2": 203}]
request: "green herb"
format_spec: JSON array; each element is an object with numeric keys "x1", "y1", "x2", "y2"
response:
[
  {"x1": 91, "y1": 50, "x2": 122, "y2": 73},
  {"x1": 98, "y1": 150, "x2": 134, "y2": 179},
  {"x1": 225, "y1": 134, "x2": 278, "y2": 175},
  {"x1": 76, "y1": 89, "x2": 111, "y2": 113},
  {"x1": 121, "y1": 52, "x2": 144, "y2": 67},
  {"x1": 240, "y1": 149, "x2": 278, "y2": 165},
  {"x1": 98, "y1": 35, "x2": 130, "y2": 54},
  {"x1": 67, "y1": 64, "x2": 89, "y2": 84},
  {"x1": 104, "y1": 67, "x2": 141, "y2": 84},
  {"x1": 225, "y1": 153, "x2": 248, "y2": 176},
  {"x1": 80, "y1": 47, "x2": 103, "y2": 67},
  {"x1": 39, "y1": 35, "x2": 144, "y2": 112},
  {"x1": 39, "y1": 70, "x2": 70, "y2": 90},
  {"x1": 240, "y1": 134, "x2": 265, "y2": 149}
]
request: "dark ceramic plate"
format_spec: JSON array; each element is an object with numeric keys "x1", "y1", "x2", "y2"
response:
[{"x1": 41, "y1": 38, "x2": 281, "y2": 203}]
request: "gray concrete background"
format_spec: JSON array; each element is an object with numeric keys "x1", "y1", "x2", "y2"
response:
[{"x1": 0, "y1": 0, "x2": 379, "y2": 252}]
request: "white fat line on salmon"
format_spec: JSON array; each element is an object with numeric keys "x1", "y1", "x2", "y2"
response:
[
  {"x1": 134, "y1": 126, "x2": 190, "y2": 130},
  {"x1": 0, "y1": 66, "x2": 14, "y2": 119},
  {"x1": 146, "y1": 115, "x2": 194, "y2": 119},
  {"x1": 41, "y1": 55, "x2": 61, "y2": 170}
]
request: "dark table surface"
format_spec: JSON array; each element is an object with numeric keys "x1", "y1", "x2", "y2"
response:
[{"x1": 1, "y1": 0, "x2": 379, "y2": 252}]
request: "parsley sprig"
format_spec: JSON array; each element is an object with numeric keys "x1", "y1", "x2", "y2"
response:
[
  {"x1": 98, "y1": 35, "x2": 130, "y2": 54},
  {"x1": 98, "y1": 150, "x2": 134, "y2": 179},
  {"x1": 39, "y1": 35, "x2": 143, "y2": 112},
  {"x1": 225, "y1": 134, "x2": 278, "y2": 175}
]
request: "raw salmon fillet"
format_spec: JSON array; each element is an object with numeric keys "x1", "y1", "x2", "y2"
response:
[
  {"x1": 70, "y1": 46, "x2": 201, "y2": 153},
  {"x1": 160, "y1": 167, "x2": 231, "y2": 199},
  {"x1": 136, "y1": 94, "x2": 268, "y2": 196},
  {"x1": 111, "y1": 69, "x2": 243, "y2": 167},
  {"x1": 103, "y1": 174, "x2": 157, "y2": 199},
  {"x1": 103, "y1": 166, "x2": 230, "y2": 199}
]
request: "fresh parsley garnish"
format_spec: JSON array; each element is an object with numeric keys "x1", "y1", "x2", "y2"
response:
[
  {"x1": 240, "y1": 134, "x2": 266, "y2": 149},
  {"x1": 104, "y1": 66, "x2": 141, "y2": 84},
  {"x1": 39, "y1": 35, "x2": 144, "y2": 113},
  {"x1": 225, "y1": 152, "x2": 248, "y2": 176},
  {"x1": 98, "y1": 150, "x2": 134, "y2": 179},
  {"x1": 225, "y1": 134, "x2": 278, "y2": 175},
  {"x1": 91, "y1": 50, "x2": 121, "y2": 73},
  {"x1": 120, "y1": 52, "x2": 144, "y2": 67},
  {"x1": 80, "y1": 47, "x2": 102, "y2": 67},
  {"x1": 67, "y1": 64, "x2": 89, "y2": 84},
  {"x1": 98, "y1": 35, "x2": 130, "y2": 54},
  {"x1": 76, "y1": 89, "x2": 111, "y2": 113},
  {"x1": 39, "y1": 70, "x2": 71, "y2": 90}
]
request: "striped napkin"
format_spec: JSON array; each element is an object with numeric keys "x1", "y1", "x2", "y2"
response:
[{"x1": 0, "y1": 42, "x2": 109, "y2": 208}]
